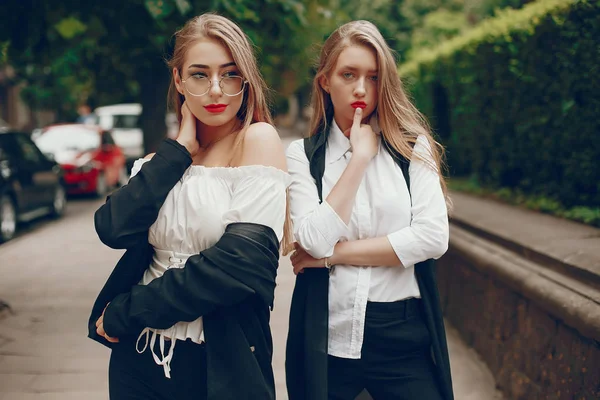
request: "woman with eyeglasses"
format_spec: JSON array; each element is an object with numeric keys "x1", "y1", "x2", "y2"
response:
[{"x1": 88, "y1": 14, "x2": 291, "y2": 400}]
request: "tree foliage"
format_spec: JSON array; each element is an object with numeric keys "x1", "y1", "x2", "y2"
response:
[
  {"x1": 0, "y1": 0, "x2": 534, "y2": 147},
  {"x1": 0, "y1": 0, "x2": 338, "y2": 150},
  {"x1": 400, "y1": 0, "x2": 600, "y2": 208}
]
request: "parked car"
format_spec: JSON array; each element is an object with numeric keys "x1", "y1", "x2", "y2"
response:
[
  {"x1": 0, "y1": 130, "x2": 67, "y2": 243},
  {"x1": 94, "y1": 103, "x2": 144, "y2": 171},
  {"x1": 34, "y1": 124, "x2": 127, "y2": 197}
]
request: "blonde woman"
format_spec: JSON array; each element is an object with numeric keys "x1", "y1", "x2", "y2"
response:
[
  {"x1": 88, "y1": 14, "x2": 291, "y2": 400},
  {"x1": 286, "y1": 21, "x2": 453, "y2": 400}
]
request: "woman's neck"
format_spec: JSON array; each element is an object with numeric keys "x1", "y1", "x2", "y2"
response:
[{"x1": 196, "y1": 118, "x2": 240, "y2": 148}]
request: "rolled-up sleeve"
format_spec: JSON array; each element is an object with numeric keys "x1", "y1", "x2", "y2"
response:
[
  {"x1": 387, "y1": 135, "x2": 449, "y2": 267},
  {"x1": 286, "y1": 140, "x2": 348, "y2": 259}
]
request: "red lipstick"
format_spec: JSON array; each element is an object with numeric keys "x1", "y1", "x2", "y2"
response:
[
  {"x1": 204, "y1": 104, "x2": 228, "y2": 113},
  {"x1": 351, "y1": 101, "x2": 367, "y2": 109}
]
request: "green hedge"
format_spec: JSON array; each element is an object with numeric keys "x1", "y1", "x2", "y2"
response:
[{"x1": 400, "y1": 0, "x2": 600, "y2": 208}]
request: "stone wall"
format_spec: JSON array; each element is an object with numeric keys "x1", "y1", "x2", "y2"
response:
[{"x1": 438, "y1": 228, "x2": 600, "y2": 400}]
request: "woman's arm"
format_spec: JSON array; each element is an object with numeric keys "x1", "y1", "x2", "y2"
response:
[
  {"x1": 324, "y1": 109, "x2": 379, "y2": 224},
  {"x1": 383, "y1": 135, "x2": 449, "y2": 267},
  {"x1": 330, "y1": 237, "x2": 400, "y2": 266},
  {"x1": 94, "y1": 139, "x2": 192, "y2": 249},
  {"x1": 99, "y1": 123, "x2": 288, "y2": 339},
  {"x1": 100, "y1": 224, "x2": 279, "y2": 339},
  {"x1": 287, "y1": 110, "x2": 378, "y2": 259},
  {"x1": 286, "y1": 141, "x2": 348, "y2": 259},
  {"x1": 292, "y1": 135, "x2": 449, "y2": 272}
]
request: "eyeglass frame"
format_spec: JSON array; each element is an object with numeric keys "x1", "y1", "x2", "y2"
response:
[{"x1": 179, "y1": 72, "x2": 248, "y2": 97}]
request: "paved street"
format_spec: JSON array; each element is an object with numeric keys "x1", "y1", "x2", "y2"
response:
[{"x1": 0, "y1": 136, "x2": 502, "y2": 400}]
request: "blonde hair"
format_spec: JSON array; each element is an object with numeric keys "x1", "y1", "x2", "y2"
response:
[
  {"x1": 309, "y1": 20, "x2": 451, "y2": 206},
  {"x1": 167, "y1": 13, "x2": 272, "y2": 129},
  {"x1": 167, "y1": 13, "x2": 294, "y2": 252}
]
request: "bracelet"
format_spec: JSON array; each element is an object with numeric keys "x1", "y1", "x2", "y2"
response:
[{"x1": 324, "y1": 257, "x2": 330, "y2": 269}]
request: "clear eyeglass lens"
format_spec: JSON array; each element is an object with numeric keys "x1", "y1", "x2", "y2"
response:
[{"x1": 185, "y1": 76, "x2": 244, "y2": 96}]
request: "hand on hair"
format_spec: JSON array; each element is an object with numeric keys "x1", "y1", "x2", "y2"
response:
[
  {"x1": 176, "y1": 102, "x2": 200, "y2": 157},
  {"x1": 349, "y1": 107, "x2": 378, "y2": 161}
]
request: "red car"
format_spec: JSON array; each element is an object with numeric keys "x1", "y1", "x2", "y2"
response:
[{"x1": 35, "y1": 124, "x2": 128, "y2": 196}]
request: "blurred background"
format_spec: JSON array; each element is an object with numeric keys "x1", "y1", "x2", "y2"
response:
[{"x1": 0, "y1": 1, "x2": 598, "y2": 399}]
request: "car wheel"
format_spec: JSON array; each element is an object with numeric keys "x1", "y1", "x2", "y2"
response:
[
  {"x1": 0, "y1": 195, "x2": 17, "y2": 243},
  {"x1": 95, "y1": 172, "x2": 108, "y2": 197},
  {"x1": 51, "y1": 185, "x2": 67, "y2": 218}
]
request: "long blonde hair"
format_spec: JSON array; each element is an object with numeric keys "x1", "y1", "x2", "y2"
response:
[
  {"x1": 309, "y1": 20, "x2": 451, "y2": 205},
  {"x1": 167, "y1": 13, "x2": 273, "y2": 128},
  {"x1": 167, "y1": 13, "x2": 293, "y2": 251}
]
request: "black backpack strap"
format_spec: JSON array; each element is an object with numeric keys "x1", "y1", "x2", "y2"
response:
[
  {"x1": 382, "y1": 137, "x2": 411, "y2": 195},
  {"x1": 305, "y1": 133, "x2": 412, "y2": 200},
  {"x1": 303, "y1": 133, "x2": 328, "y2": 203}
]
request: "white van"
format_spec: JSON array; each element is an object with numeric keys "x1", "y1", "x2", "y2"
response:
[{"x1": 94, "y1": 103, "x2": 144, "y2": 169}]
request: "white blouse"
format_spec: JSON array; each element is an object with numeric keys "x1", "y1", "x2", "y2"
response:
[
  {"x1": 129, "y1": 158, "x2": 291, "y2": 377},
  {"x1": 286, "y1": 120, "x2": 449, "y2": 359}
]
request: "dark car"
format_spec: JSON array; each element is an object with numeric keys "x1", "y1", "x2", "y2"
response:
[{"x1": 0, "y1": 131, "x2": 67, "y2": 243}]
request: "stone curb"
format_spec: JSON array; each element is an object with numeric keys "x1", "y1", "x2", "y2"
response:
[
  {"x1": 450, "y1": 215, "x2": 600, "y2": 288},
  {"x1": 450, "y1": 226, "x2": 600, "y2": 342}
]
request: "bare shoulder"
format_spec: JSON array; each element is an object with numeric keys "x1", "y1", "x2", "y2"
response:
[
  {"x1": 143, "y1": 153, "x2": 156, "y2": 160},
  {"x1": 239, "y1": 122, "x2": 287, "y2": 171},
  {"x1": 244, "y1": 122, "x2": 280, "y2": 144}
]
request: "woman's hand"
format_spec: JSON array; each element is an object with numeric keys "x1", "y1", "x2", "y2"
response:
[
  {"x1": 95, "y1": 303, "x2": 120, "y2": 343},
  {"x1": 349, "y1": 107, "x2": 378, "y2": 161},
  {"x1": 176, "y1": 102, "x2": 200, "y2": 157},
  {"x1": 290, "y1": 242, "x2": 328, "y2": 275}
]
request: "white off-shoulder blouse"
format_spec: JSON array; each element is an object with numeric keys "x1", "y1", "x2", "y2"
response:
[{"x1": 129, "y1": 158, "x2": 291, "y2": 378}]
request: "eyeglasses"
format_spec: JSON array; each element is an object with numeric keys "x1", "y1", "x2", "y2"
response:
[{"x1": 181, "y1": 75, "x2": 247, "y2": 97}]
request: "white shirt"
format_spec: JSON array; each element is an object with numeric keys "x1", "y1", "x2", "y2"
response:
[
  {"x1": 286, "y1": 120, "x2": 449, "y2": 359},
  {"x1": 129, "y1": 159, "x2": 290, "y2": 377}
]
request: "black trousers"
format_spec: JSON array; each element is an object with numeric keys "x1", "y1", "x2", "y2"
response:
[
  {"x1": 108, "y1": 336, "x2": 207, "y2": 400},
  {"x1": 328, "y1": 299, "x2": 443, "y2": 400}
]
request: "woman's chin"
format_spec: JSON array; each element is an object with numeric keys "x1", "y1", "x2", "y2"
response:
[{"x1": 196, "y1": 113, "x2": 236, "y2": 127}]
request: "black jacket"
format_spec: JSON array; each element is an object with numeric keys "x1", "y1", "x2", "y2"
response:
[
  {"x1": 88, "y1": 139, "x2": 280, "y2": 400},
  {"x1": 285, "y1": 131, "x2": 454, "y2": 400}
]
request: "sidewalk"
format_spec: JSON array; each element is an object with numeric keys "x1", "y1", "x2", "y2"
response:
[{"x1": 449, "y1": 191, "x2": 600, "y2": 305}]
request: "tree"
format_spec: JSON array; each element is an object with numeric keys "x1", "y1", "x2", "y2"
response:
[{"x1": 0, "y1": 0, "x2": 336, "y2": 152}]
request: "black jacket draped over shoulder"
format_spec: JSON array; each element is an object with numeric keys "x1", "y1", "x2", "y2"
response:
[
  {"x1": 285, "y1": 130, "x2": 454, "y2": 400},
  {"x1": 87, "y1": 139, "x2": 280, "y2": 400}
]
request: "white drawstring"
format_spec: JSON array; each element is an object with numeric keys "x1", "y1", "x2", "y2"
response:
[
  {"x1": 133, "y1": 250, "x2": 190, "y2": 379},
  {"x1": 136, "y1": 327, "x2": 150, "y2": 353},
  {"x1": 135, "y1": 328, "x2": 177, "y2": 379}
]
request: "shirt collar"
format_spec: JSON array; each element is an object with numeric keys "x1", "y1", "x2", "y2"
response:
[{"x1": 327, "y1": 116, "x2": 382, "y2": 164}]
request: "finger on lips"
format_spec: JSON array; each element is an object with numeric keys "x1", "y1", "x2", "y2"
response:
[{"x1": 353, "y1": 107, "x2": 362, "y2": 126}]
